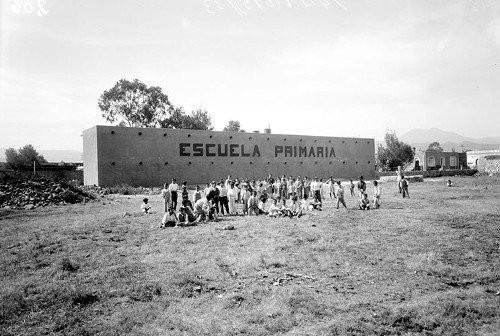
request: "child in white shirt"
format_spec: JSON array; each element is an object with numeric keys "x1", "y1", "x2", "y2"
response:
[{"x1": 141, "y1": 198, "x2": 151, "y2": 214}]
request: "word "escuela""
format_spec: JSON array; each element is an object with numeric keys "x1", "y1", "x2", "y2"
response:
[{"x1": 179, "y1": 143, "x2": 336, "y2": 158}]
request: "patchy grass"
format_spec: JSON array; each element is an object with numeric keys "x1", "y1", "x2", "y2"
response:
[{"x1": 1, "y1": 176, "x2": 499, "y2": 335}]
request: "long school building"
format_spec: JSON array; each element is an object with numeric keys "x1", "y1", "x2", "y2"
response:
[{"x1": 82, "y1": 125, "x2": 376, "y2": 187}]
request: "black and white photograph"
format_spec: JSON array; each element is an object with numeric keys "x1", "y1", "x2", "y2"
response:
[{"x1": 1, "y1": 1, "x2": 499, "y2": 335}]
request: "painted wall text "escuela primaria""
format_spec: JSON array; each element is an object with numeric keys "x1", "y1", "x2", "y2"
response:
[{"x1": 179, "y1": 143, "x2": 336, "y2": 158}]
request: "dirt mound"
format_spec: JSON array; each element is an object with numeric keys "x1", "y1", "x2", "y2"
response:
[{"x1": 0, "y1": 177, "x2": 95, "y2": 209}]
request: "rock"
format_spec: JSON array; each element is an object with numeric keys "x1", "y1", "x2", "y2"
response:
[{"x1": 24, "y1": 204, "x2": 35, "y2": 210}]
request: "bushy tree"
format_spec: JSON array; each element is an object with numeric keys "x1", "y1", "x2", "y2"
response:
[
  {"x1": 160, "y1": 107, "x2": 213, "y2": 130},
  {"x1": 376, "y1": 131, "x2": 414, "y2": 171},
  {"x1": 223, "y1": 120, "x2": 245, "y2": 132},
  {"x1": 98, "y1": 79, "x2": 173, "y2": 128},
  {"x1": 98, "y1": 79, "x2": 214, "y2": 131},
  {"x1": 5, "y1": 145, "x2": 47, "y2": 169},
  {"x1": 427, "y1": 142, "x2": 443, "y2": 151}
]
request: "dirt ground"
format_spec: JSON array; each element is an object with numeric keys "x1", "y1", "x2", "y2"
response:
[{"x1": 1, "y1": 176, "x2": 499, "y2": 335}]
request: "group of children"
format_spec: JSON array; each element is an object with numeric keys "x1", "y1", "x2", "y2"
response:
[{"x1": 144, "y1": 173, "x2": 413, "y2": 227}]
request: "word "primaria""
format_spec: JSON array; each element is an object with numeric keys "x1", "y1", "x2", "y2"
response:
[{"x1": 179, "y1": 143, "x2": 336, "y2": 158}]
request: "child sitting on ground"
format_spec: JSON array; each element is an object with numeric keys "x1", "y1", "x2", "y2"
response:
[
  {"x1": 141, "y1": 198, "x2": 151, "y2": 214},
  {"x1": 161, "y1": 209, "x2": 178, "y2": 228},
  {"x1": 300, "y1": 195, "x2": 310, "y2": 211},
  {"x1": 289, "y1": 196, "x2": 303, "y2": 218},
  {"x1": 280, "y1": 198, "x2": 292, "y2": 217},
  {"x1": 178, "y1": 204, "x2": 197, "y2": 225},
  {"x1": 359, "y1": 193, "x2": 371, "y2": 210},
  {"x1": 268, "y1": 199, "x2": 281, "y2": 217},
  {"x1": 310, "y1": 196, "x2": 322, "y2": 211}
]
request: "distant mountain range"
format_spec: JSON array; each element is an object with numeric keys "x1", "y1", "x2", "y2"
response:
[
  {"x1": 0, "y1": 148, "x2": 82, "y2": 163},
  {"x1": 398, "y1": 128, "x2": 500, "y2": 151}
]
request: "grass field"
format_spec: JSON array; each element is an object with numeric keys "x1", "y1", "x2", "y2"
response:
[{"x1": 1, "y1": 176, "x2": 499, "y2": 335}]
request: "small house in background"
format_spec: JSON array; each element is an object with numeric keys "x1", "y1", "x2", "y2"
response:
[{"x1": 413, "y1": 149, "x2": 468, "y2": 171}]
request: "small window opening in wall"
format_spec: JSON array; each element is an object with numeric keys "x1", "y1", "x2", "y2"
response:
[
  {"x1": 188, "y1": 134, "x2": 191, "y2": 137},
  {"x1": 111, "y1": 131, "x2": 115, "y2": 135},
  {"x1": 267, "y1": 162, "x2": 270, "y2": 164},
  {"x1": 138, "y1": 132, "x2": 142, "y2": 136},
  {"x1": 250, "y1": 162, "x2": 253, "y2": 165},
  {"x1": 355, "y1": 140, "x2": 358, "y2": 144},
  {"x1": 300, "y1": 161, "x2": 303, "y2": 164},
  {"x1": 329, "y1": 161, "x2": 332, "y2": 164},
  {"x1": 315, "y1": 161, "x2": 318, "y2": 164},
  {"x1": 188, "y1": 162, "x2": 192, "y2": 165},
  {"x1": 368, "y1": 161, "x2": 371, "y2": 164},
  {"x1": 139, "y1": 162, "x2": 143, "y2": 165},
  {"x1": 267, "y1": 138, "x2": 270, "y2": 140},
  {"x1": 164, "y1": 162, "x2": 168, "y2": 165},
  {"x1": 249, "y1": 137, "x2": 252, "y2": 140},
  {"x1": 342, "y1": 140, "x2": 345, "y2": 143},
  {"x1": 209, "y1": 135, "x2": 213, "y2": 138},
  {"x1": 284, "y1": 162, "x2": 287, "y2": 165},
  {"x1": 367, "y1": 141, "x2": 370, "y2": 144},
  {"x1": 342, "y1": 161, "x2": 346, "y2": 164},
  {"x1": 329, "y1": 140, "x2": 332, "y2": 143},
  {"x1": 355, "y1": 161, "x2": 358, "y2": 164},
  {"x1": 210, "y1": 162, "x2": 214, "y2": 165},
  {"x1": 163, "y1": 133, "x2": 167, "y2": 137},
  {"x1": 284, "y1": 138, "x2": 287, "y2": 141},
  {"x1": 314, "y1": 139, "x2": 317, "y2": 142},
  {"x1": 231, "y1": 162, "x2": 234, "y2": 164},
  {"x1": 229, "y1": 136, "x2": 233, "y2": 139},
  {"x1": 111, "y1": 162, "x2": 116, "y2": 165},
  {"x1": 300, "y1": 139, "x2": 303, "y2": 142}
]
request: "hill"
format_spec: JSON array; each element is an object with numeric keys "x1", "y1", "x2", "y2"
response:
[{"x1": 399, "y1": 128, "x2": 500, "y2": 151}]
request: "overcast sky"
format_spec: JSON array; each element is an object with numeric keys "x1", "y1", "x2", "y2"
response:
[{"x1": 1, "y1": 0, "x2": 499, "y2": 151}]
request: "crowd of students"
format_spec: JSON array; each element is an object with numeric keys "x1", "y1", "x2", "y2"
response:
[{"x1": 143, "y1": 173, "x2": 412, "y2": 228}]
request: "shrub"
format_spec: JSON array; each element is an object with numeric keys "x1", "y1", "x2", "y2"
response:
[
  {"x1": 60, "y1": 190, "x2": 80, "y2": 204},
  {"x1": 60, "y1": 258, "x2": 79, "y2": 272}
]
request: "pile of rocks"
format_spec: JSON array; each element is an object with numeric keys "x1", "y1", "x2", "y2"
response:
[
  {"x1": 0, "y1": 178, "x2": 95, "y2": 210},
  {"x1": 82, "y1": 185, "x2": 162, "y2": 196}
]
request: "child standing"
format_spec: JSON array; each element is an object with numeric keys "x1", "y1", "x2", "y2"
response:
[
  {"x1": 248, "y1": 191, "x2": 259, "y2": 215},
  {"x1": 335, "y1": 181, "x2": 349, "y2": 211},
  {"x1": 161, "y1": 182, "x2": 171, "y2": 213},
  {"x1": 400, "y1": 175, "x2": 410, "y2": 198},
  {"x1": 168, "y1": 178, "x2": 179, "y2": 210},
  {"x1": 357, "y1": 176, "x2": 366, "y2": 199},
  {"x1": 373, "y1": 181, "x2": 381, "y2": 209},
  {"x1": 241, "y1": 185, "x2": 251, "y2": 215},
  {"x1": 227, "y1": 182, "x2": 239, "y2": 215},
  {"x1": 349, "y1": 180, "x2": 355, "y2": 197},
  {"x1": 192, "y1": 185, "x2": 202, "y2": 203}
]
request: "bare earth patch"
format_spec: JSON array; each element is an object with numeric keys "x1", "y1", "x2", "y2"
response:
[{"x1": 1, "y1": 176, "x2": 499, "y2": 335}]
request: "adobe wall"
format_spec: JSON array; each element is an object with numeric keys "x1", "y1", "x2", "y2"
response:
[{"x1": 82, "y1": 125, "x2": 376, "y2": 187}]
